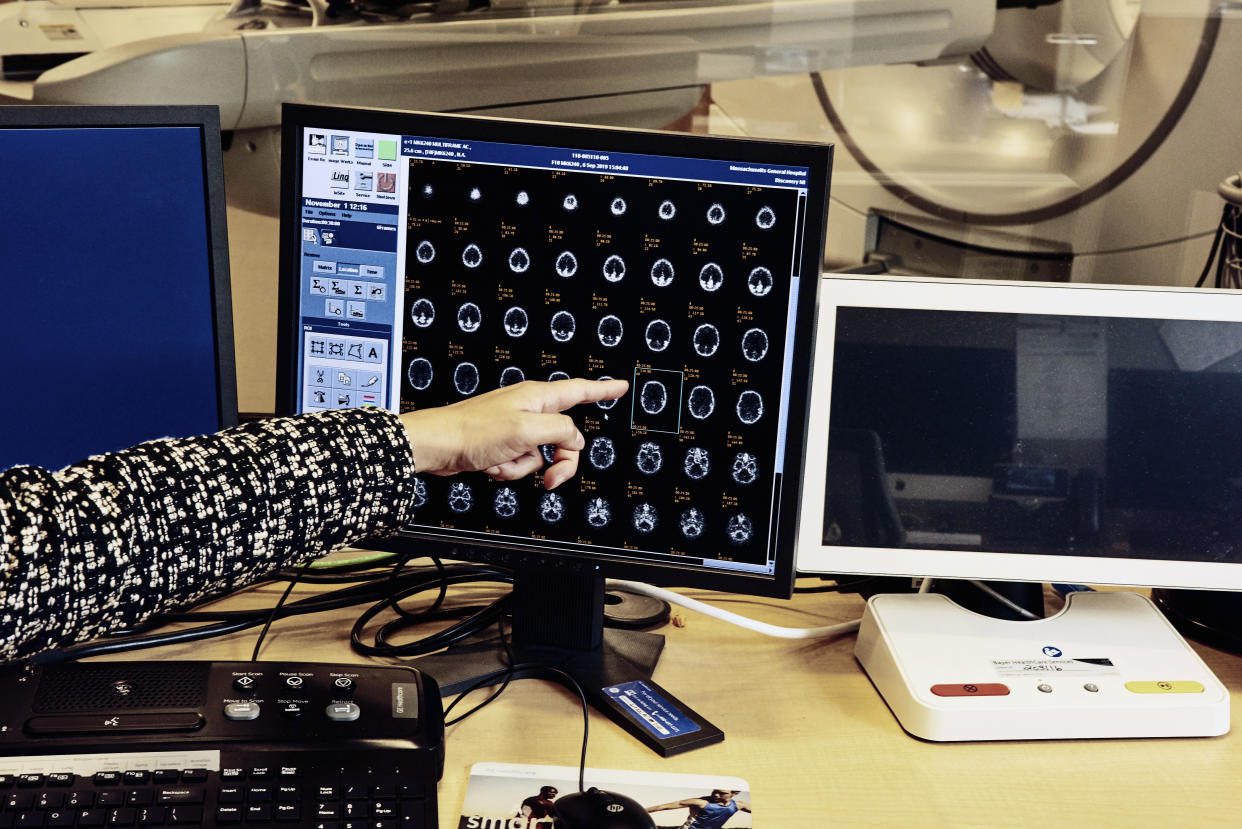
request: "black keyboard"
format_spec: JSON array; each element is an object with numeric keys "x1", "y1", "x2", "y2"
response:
[{"x1": 0, "y1": 662, "x2": 445, "y2": 829}]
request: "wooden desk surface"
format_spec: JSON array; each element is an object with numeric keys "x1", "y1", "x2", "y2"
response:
[{"x1": 102, "y1": 578, "x2": 1242, "y2": 828}]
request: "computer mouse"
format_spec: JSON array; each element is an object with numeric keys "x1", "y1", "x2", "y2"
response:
[{"x1": 554, "y1": 787, "x2": 655, "y2": 829}]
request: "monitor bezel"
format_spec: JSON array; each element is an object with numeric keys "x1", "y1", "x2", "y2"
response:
[
  {"x1": 276, "y1": 102, "x2": 833, "y2": 599},
  {"x1": 0, "y1": 104, "x2": 238, "y2": 434},
  {"x1": 798, "y1": 273, "x2": 1242, "y2": 592}
]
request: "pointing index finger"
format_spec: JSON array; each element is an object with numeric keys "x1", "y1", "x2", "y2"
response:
[{"x1": 536, "y1": 378, "x2": 629, "y2": 412}]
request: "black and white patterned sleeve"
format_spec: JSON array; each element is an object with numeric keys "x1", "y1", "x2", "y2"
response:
[{"x1": 0, "y1": 407, "x2": 419, "y2": 662}]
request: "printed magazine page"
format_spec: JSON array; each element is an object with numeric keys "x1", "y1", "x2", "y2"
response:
[{"x1": 458, "y1": 762, "x2": 754, "y2": 828}]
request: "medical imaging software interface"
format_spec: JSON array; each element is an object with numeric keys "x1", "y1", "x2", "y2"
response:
[{"x1": 292, "y1": 123, "x2": 812, "y2": 577}]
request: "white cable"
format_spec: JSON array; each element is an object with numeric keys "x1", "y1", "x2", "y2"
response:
[
  {"x1": 608, "y1": 580, "x2": 861, "y2": 639},
  {"x1": 968, "y1": 579, "x2": 1041, "y2": 620}
]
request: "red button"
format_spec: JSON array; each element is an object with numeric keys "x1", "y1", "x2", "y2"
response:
[{"x1": 930, "y1": 683, "x2": 1010, "y2": 697}]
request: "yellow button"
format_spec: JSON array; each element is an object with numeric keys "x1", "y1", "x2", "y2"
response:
[{"x1": 1124, "y1": 681, "x2": 1205, "y2": 694}]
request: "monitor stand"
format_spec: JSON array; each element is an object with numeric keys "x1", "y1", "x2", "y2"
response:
[
  {"x1": 413, "y1": 569, "x2": 724, "y2": 756},
  {"x1": 1152, "y1": 588, "x2": 1242, "y2": 655},
  {"x1": 855, "y1": 590, "x2": 1229, "y2": 741}
]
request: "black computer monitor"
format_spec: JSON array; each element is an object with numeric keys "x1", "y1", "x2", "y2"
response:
[
  {"x1": 0, "y1": 105, "x2": 237, "y2": 472},
  {"x1": 276, "y1": 103, "x2": 830, "y2": 753}
]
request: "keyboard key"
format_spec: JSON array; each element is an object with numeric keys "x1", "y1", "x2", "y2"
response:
[
  {"x1": 13, "y1": 812, "x2": 42, "y2": 828},
  {"x1": 46, "y1": 775, "x2": 75, "y2": 788},
  {"x1": 122, "y1": 772, "x2": 149, "y2": 786},
  {"x1": 35, "y1": 793, "x2": 63, "y2": 809},
  {"x1": 108, "y1": 807, "x2": 137, "y2": 826},
  {"x1": 96, "y1": 792, "x2": 125, "y2": 807},
  {"x1": 215, "y1": 805, "x2": 243, "y2": 824},
  {"x1": 167, "y1": 806, "x2": 203, "y2": 824},
  {"x1": 371, "y1": 786, "x2": 396, "y2": 800},
  {"x1": 150, "y1": 771, "x2": 179, "y2": 785},
  {"x1": 218, "y1": 787, "x2": 244, "y2": 804},
  {"x1": 5, "y1": 793, "x2": 33, "y2": 809},
  {"x1": 126, "y1": 790, "x2": 153, "y2": 806},
  {"x1": 275, "y1": 786, "x2": 300, "y2": 802},
  {"x1": 0, "y1": 775, "x2": 14, "y2": 789},
  {"x1": 156, "y1": 790, "x2": 204, "y2": 805},
  {"x1": 180, "y1": 770, "x2": 208, "y2": 784},
  {"x1": 46, "y1": 812, "x2": 74, "y2": 828},
  {"x1": 220, "y1": 769, "x2": 245, "y2": 782},
  {"x1": 245, "y1": 804, "x2": 272, "y2": 822},
  {"x1": 274, "y1": 803, "x2": 301, "y2": 822},
  {"x1": 135, "y1": 807, "x2": 165, "y2": 826},
  {"x1": 16, "y1": 775, "x2": 43, "y2": 788},
  {"x1": 247, "y1": 787, "x2": 273, "y2": 803},
  {"x1": 78, "y1": 810, "x2": 107, "y2": 828},
  {"x1": 66, "y1": 792, "x2": 95, "y2": 808},
  {"x1": 93, "y1": 773, "x2": 121, "y2": 787}
]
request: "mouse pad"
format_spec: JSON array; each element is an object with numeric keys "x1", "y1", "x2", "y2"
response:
[{"x1": 459, "y1": 761, "x2": 753, "y2": 828}]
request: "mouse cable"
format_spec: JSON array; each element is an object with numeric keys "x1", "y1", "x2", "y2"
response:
[
  {"x1": 250, "y1": 559, "x2": 314, "y2": 661},
  {"x1": 609, "y1": 580, "x2": 862, "y2": 639},
  {"x1": 440, "y1": 620, "x2": 590, "y2": 795}
]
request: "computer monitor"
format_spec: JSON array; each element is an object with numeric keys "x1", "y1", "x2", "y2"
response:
[
  {"x1": 276, "y1": 103, "x2": 830, "y2": 753},
  {"x1": 0, "y1": 105, "x2": 237, "y2": 472},
  {"x1": 798, "y1": 274, "x2": 1242, "y2": 589}
]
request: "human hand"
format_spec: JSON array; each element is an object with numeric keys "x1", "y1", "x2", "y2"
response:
[{"x1": 398, "y1": 378, "x2": 629, "y2": 489}]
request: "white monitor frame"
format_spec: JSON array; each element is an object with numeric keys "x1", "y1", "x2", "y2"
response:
[{"x1": 797, "y1": 274, "x2": 1242, "y2": 591}]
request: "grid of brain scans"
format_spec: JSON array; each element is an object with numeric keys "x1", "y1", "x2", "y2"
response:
[{"x1": 398, "y1": 154, "x2": 802, "y2": 568}]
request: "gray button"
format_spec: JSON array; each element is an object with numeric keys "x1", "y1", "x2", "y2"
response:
[
  {"x1": 1037, "y1": 683, "x2": 1053, "y2": 694},
  {"x1": 225, "y1": 702, "x2": 261, "y2": 721},
  {"x1": 1084, "y1": 683, "x2": 1099, "y2": 693},
  {"x1": 325, "y1": 703, "x2": 360, "y2": 722}
]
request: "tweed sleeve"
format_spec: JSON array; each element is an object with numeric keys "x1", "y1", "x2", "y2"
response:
[{"x1": 0, "y1": 407, "x2": 419, "y2": 662}]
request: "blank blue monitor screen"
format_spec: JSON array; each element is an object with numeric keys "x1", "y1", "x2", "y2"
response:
[{"x1": 0, "y1": 108, "x2": 235, "y2": 472}]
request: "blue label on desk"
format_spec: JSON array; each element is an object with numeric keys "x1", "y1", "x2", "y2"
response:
[{"x1": 603, "y1": 681, "x2": 701, "y2": 738}]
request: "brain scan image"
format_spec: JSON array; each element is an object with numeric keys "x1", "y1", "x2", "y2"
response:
[
  {"x1": 748, "y1": 266, "x2": 774, "y2": 296},
  {"x1": 687, "y1": 385, "x2": 715, "y2": 420},
  {"x1": 493, "y1": 487, "x2": 519, "y2": 518},
  {"x1": 610, "y1": 197, "x2": 627, "y2": 216},
  {"x1": 727, "y1": 513, "x2": 755, "y2": 545},
  {"x1": 658, "y1": 200, "x2": 676, "y2": 220},
  {"x1": 698, "y1": 262, "x2": 724, "y2": 292},
  {"x1": 508, "y1": 247, "x2": 531, "y2": 273},
  {"x1": 406, "y1": 358, "x2": 433, "y2": 391},
  {"x1": 636, "y1": 441, "x2": 663, "y2": 475},
  {"x1": 632, "y1": 503, "x2": 659, "y2": 535},
  {"x1": 679, "y1": 508, "x2": 705, "y2": 539},
  {"x1": 603, "y1": 254, "x2": 626, "y2": 283},
  {"x1": 448, "y1": 481, "x2": 473, "y2": 513},
  {"x1": 462, "y1": 243, "x2": 483, "y2": 268},
  {"x1": 586, "y1": 497, "x2": 612, "y2": 529},
  {"x1": 742, "y1": 328, "x2": 770, "y2": 362},
  {"x1": 415, "y1": 240, "x2": 435, "y2": 264},
  {"x1": 453, "y1": 362, "x2": 480, "y2": 395},
  {"x1": 499, "y1": 366, "x2": 525, "y2": 387},
  {"x1": 421, "y1": 183, "x2": 434, "y2": 198},
  {"x1": 550, "y1": 310, "x2": 576, "y2": 343},
  {"x1": 588, "y1": 436, "x2": 616, "y2": 470},
  {"x1": 410, "y1": 298, "x2": 435, "y2": 328},
  {"x1": 540, "y1": 444, "x2": 556, "y2": 465},
  {"x1": 555, "y1": 251, "x2": 578, "y2": 278},
  {"x1": 469, "y1": 186, "x2": 482, "y2": 201},
  {"x1": 457, "y1": 302, "x2": 482, "y2": 333},
  {"x1": 732, "y1": 452, "x2": 759, "y2": 485},
  {"x1": 756, "y1": 206, "x2": 777, "y2": 230},
  {"x1": 548, "y1": 370, "x2": 570, "y2": 382},
  {"x1": 562, "y1": 194, "x2": 579, "y2": 212},
  {"x1": 706, "y1": 203, "x2": 726, "y2": 225},
  {"x1": 539, "y1": 492, "x2": 566, "y2": 524},
  {"x1": 683, "y1": 447, "x2": 711, "y2": 480},
  {"x1": 597, "y1": 315, "x2": 624, "y2": 347},
  {"x1": 645, "y1": 319, "x2": 671, "y2": 352},
  {"x1": 693, "y1": 324, "x2": 721, "y2": 357},
  {"x1": 504, "y1": 306, "x2": 529, "y2": 337},
  {"x1": 650, "y1": 258, "x2": 675, "y2": 288},
  {"x1": 596, "y1": 375, "x2": 619, "y2": 410},
  {"x1": 640, "y1": 380, "x2": 668, "y2": 415},
  {"x1": 737, "y1": 390, "x2": 764, "y2": 424},
  {"x1": 516, "y1": 190, "x2": 530, "y2": 206},
  {"x1": 411, "y1": 477, "x2": 427, "y2": 509}
]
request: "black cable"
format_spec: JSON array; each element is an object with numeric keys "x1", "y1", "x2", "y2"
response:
[
  {"x1": 793, "y1": 574, "x2": 879, "y2": 594},
  {"x1": 1194, "y1": 204, "x2": 1228, "y2": 288},
  {"x1": 251, "y1": 560, "x2": 313, "y2": 661}
]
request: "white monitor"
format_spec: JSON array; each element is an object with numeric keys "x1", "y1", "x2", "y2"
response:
[{"x1": 798, "y1": 274, "x2": 1242, "y2": 592}]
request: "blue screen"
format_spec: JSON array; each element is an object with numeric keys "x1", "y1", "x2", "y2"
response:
[{"x1": 0, "y1": 126, "x2": 220, "y2": 471}]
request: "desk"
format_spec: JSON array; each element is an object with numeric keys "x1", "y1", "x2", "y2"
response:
[{"x1": 95, "y1": 578, "x2": 1242, "y2": 828}]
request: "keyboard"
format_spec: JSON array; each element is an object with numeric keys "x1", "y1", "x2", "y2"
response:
[{"x1": 0, "y1": 661, "x2": 445, "y2": 829}]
